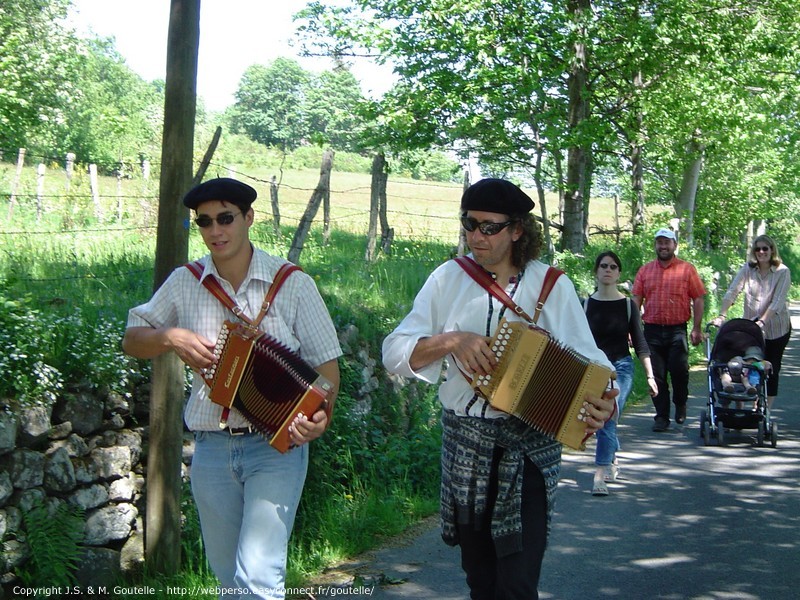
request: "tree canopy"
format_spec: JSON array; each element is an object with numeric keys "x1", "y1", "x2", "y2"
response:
[{"x1": 296, "y1": 0, "x2": 800, "y2": 250}]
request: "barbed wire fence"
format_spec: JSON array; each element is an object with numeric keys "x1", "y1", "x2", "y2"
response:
[{"x1": 1, "y1": 148, "x2": 467, "y2": 294}]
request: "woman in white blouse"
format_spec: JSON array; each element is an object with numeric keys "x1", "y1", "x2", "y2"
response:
[{"x1": 713, "y1": 234, "x2": 792, "y2": 408}]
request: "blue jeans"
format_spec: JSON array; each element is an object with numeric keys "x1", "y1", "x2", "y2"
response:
[
  {"x1": 191, "y1": 431, "x2": 309, "y2": 599},
  {"x1": 595, "y1": 356, "x2": 634, "y2": 466}
]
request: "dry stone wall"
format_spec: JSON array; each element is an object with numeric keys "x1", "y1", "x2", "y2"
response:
[
  {"x1": 0, "y1": 383, "x2": 160, "y2": 595},
  {"x1": 0, "y1": 325, "x2": 386, "y2": 596}
]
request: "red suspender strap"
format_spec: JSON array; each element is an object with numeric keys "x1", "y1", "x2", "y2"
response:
[
  {"x1": 532, "y1": 265, "x2": 564, "y2": 325},
  {"x1": 184, "y1": 260, "x2": 302, "y2": 328},
  {"x1": 454, "y1": 256, "x2": 563, "y2": 325},
  {"x1": 251, "y1": 263, "x2": 302, "y2": 328}
]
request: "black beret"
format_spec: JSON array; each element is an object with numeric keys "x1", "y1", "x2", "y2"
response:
[
  {"x1": 460, "y1": 178, "x2": 535, "y2": 215},
  {"x1": 183, "y1": 177, "x2": 257, "y2": 211}
]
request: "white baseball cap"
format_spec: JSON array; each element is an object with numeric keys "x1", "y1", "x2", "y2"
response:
[{"x1": 654, "y1": 228, "x2": 677, "y2": 241}]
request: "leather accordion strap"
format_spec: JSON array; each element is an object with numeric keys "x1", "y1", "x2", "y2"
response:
[
  {"x1": 454, "y1": 255, "x2": 563, "y2": 325},
  {"x1": 185, "y1": 260, "x2": 301, "y2": 328},
  {"x1": 185, "y1": 259, "x2": 302, "y2": 426}
]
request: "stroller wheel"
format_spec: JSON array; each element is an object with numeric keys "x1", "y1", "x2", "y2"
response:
[
  {"x1": 757, "y1": 420, "x2": 765, "y2": 447},
  {"x1": 716, "y1": 420, "x2": 725, "y2": 446},
  {"x1": 700, "y1": 410, "x2": 710, "y2": 446},
  {"x1": 770, "y1": 421, "x2": 778, "y2": 448}
]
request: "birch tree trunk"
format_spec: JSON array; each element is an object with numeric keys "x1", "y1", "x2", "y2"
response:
[
  {"x1": 563, "y1": 0, "x2": 591, "y2": 252},
  {"x1": 677, "y1": 129, "x2": 705, "y2": 246}
]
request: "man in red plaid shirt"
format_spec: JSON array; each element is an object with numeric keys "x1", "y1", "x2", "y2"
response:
[{"x1": 632, "y1": 228, "x2": 706, "y2": 431}]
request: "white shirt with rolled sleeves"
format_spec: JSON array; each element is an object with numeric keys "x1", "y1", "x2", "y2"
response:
[
  {"x1": 382, "y1": 257, "x2": 614, "y2": 418},
  {"x1": 126, "y1": 248, "x2": 342, "y2": 431}
]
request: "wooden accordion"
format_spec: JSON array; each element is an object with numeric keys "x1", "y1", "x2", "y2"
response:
[
  {"x1": 202, "y1": 320, "x2": 334, "y2": 453},
  {"x1": 472, "y1": 318, "x2": 613, "y2": 450}
]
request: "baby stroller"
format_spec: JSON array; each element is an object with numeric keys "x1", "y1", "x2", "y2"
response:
[{"x1": 701, "y1": 318, "x2": 777, "y2": 447}]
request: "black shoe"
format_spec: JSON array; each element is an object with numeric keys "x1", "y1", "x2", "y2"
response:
[
  {"x1": 675, "y1": 405, "x2": 687, "y2": 424},
  {"x1": 652, "y1": 417, "x2": 669, "y2": 432}
]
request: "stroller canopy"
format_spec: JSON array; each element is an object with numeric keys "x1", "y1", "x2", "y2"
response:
[{"x1": 711, "y1": 318, "x2": 765, "y2": 363}]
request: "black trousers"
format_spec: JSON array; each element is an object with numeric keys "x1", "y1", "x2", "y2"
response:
[
  {"x1": 644, "y1": 323, "x2": 690, "y2": 421},
  {"x1": 457, "y1": 450, "x2": 548, "y2": 600},
  {"x1": 765, "y1": 330, "x2": 791, "y2": 397}
]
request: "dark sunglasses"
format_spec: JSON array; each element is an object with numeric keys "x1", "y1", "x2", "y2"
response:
[
  {"x1": 755, "y1": 246, "x2": 771, "y2": 252},
  {"x1": 194, "y1": 212, "x2": 242, "y2": 228},
  {"x1": 599, "y1": 263, "x2": 620, "y2": 271},
  {"x1": 460, "y1": 216, "x2": 515, "y2": 236}
]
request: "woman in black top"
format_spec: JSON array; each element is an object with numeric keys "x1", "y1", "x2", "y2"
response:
[{"x1": 585, "y1": 251, "x2": 657, "y2": 496}]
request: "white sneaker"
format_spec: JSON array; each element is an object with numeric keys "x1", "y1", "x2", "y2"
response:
[
  {"x1": 604, "y1": 460, "x2": 619, "y2": 482},
  {"x1": 592, "y1": 472, "x2": 609, "y2": 496}
]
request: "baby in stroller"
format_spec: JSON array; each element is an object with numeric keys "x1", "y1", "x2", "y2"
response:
[
  {"x1": 703, "y1": 318, "x2": 777, "y2": 446},
  {"x1": 719, "y1": 346, "x2": 772, "y2": 396}
]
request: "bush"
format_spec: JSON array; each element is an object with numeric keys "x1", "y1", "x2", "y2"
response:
[{"x1": 0, "y1": 294, "x2": 63, "y2": 408}]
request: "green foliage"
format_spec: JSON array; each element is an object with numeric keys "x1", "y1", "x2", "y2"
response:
[
  {"x1": 391, "y1": 148, "x2": 462, "y2": 182},
  {"x1": 18, "y1": 499, "x2": 84, "y2": 589},
  {"x1": 0, "y1": 290, "x2": 138, "y2": 409},
  {"x1": 61, "y1": 38, "x2": 164, "y2": 172},
  {"x1": 0, "y1": 293, "x2": 64, "y2": 408},
  {"x1": 230, "y1": 58, "x2": 312, "y2": 150},
  {"x1": 0, "y1": 0, "x2": 80, "y2": 152}
]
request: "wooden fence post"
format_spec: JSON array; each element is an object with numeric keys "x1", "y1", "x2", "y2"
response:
[
  {"x1": 270, "y1": 176, "x2": 281, "y2": 235},
  {"x1": 457, "y1": 169, "x2": 470, "y2": 256},
  {"x1": 65, "y1": 152, "x2": 76, "y2": 193},
  {"x1": 147, "y1": 0, "x2": 200, "y2": 576},
  {"x1": 36, "y1": 163, "x2": 46, "y2": 221},
  {"x1": 116, "y1": 162, "x2": 124, "y2": 223},
  {"x1": 365, "y1": 152, "x2": 390, "y2": 261},
  {"x1": 88, "y1": 164, "x2": 103, "y2": 220},
  {"x1": 7, "y1": 148, "x2": 26, "y2": 220},
  {"x1": 288, "y1": 149, "x2": 334, "y2": 264}
]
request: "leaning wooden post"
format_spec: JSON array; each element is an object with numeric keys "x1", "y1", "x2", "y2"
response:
[
  {"x1": 288, "y1": 149, "x2": 334, "y2": 264},
  {"x1": 146, "y1": 0, "x2": 200, "y2": 576}
]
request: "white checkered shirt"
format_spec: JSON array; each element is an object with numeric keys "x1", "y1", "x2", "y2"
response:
[{"x1": 126, "y1": 248, "x2": 342, "y2": 431}]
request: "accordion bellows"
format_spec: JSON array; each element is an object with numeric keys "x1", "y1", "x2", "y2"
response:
[
  {"x1": 203, "y1": 320, "x2": 334, "y2": 452},
  {"x1": 472, "y1": 319, "x2": 613, "y2": 450}
]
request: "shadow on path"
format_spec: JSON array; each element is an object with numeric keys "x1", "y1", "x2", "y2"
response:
[{"x1": 303, "y1": 305, "x2": 800, "y2": 599}]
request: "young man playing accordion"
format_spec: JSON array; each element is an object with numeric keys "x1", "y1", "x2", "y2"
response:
[{"x1": 123, "y1": 178, "x2": 341, "y2": 599}]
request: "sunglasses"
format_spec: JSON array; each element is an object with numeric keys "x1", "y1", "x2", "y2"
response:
[
  {"x1": 460, "y1": 216, "x2": 515, "y2": 236},
  {"x1": 194, "y1": 212, "x2": 242, "y2": 228},
  {"x1": 755, "y1": 246, "x2": 771, "y2": 252},
  {"x1": 599, "y1": 263, "x2": 620, "y2": 271}
]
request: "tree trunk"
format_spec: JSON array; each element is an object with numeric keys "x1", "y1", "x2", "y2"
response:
[
  {"x1": 288, "y1": 149, "x2": 334, "y2": 264},
  {"x1": 533, "y1": 142, "x2": 554, "y2": 255},
  {"x1": 563, "y1": 0, "x2": 592, "y2": 252},
  {"x1": 677, "y1": 129, "x2": 705, "y2": 246},
  {"x1": 553, "y1": 150, "x2": 565, "y2": 224},
  {"x1": 146, "y1": 0, "x2": 200, "y2": 576}
]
